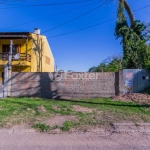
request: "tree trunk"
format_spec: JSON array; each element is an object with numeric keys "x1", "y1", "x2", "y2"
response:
[{"x1": 119, "y1": 0, "x2": 135, "y2": 25}]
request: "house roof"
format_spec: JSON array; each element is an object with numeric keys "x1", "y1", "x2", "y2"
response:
[
  {"x1": 0, "y1": 32, "x2": 31, "y2": 38},
  {"x1": 0, "y1": 32, "x2": 30, "y2": 34}
]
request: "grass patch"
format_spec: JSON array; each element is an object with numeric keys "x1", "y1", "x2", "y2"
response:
[{"x1": 0, "y1": 97, "x2": 150, "y2": 130}]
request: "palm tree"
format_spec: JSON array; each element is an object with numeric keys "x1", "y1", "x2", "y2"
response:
[
  {"x1": 119, "y1": 0, "x2": 135, "y2": 25},
  {"x1": 109, "y1": 0, "x2": 135, "y2": 25},
  {"x1": 115, "y1": 0, "x2": 150, "y2": 69}
]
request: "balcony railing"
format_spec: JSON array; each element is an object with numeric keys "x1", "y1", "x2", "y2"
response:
[{"x1": 0, "y1": 52, "x2": 31, "y2": 62}]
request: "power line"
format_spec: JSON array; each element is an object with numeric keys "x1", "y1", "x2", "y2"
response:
[
  {"x1": 47, "y1": 4, "x2": 150, "y2": 39},
  {"x1": 0, "y1": 0, "x2": 139, "y2": 31},
  {"x1": 48, "y1": 18, "x2": 116, "y2": 38},
  {"x1": 0, "y1": 0, "x2": 26, "y2": 4},
  {"x1": 0, "y1": 1, "x2": 101, "y2": 30},
  {"x1": 42, "y1": 1, "x2": 110, "y2": 34},
  {"x1": 42, "y1": 0, "x2": 140, "y2": 33},
  {"x1": 0, "y1": 0, "x2": 101, "y2": 8},
  {"x1": 86, "y1": 0, "x2": 141, "y2": 24},
  {"x1": 133, "y1": 4, "x2": 150, "y2": 12}
]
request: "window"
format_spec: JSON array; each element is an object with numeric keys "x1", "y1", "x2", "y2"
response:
[
  {"x1": 13, "y1": 44, "x2": 21, "y2": 53},
  {"x1": 2, "y1": 45, "x2": 9, "y2": 53},
  {"x1": 45, "y1": 56, "x2": 50, "y2": 65},
  {"x1": 2, "y1": 45, "x2": 9, "y2": 60},
  {"x1": 142, "y1": 76, "x2": 146, "y2": 80},
  {"x1": 2, "y1": 44, "x2": 21, "y2": 61},
  {"x1": 2, "y1": 44, "x2": 21, "y2": 53}
]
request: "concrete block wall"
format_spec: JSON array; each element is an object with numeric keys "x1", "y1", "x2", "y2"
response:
[
  {"x1": 11, "y1": 72, "x2": 119, "y2": 99},
  {"x1": 11, "y1": 73, "x2": 41, "y2": 97}
]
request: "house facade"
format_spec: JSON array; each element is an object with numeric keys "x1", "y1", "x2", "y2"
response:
[{"x1": 0, "y1": 29, "x2": 54, "y2": 83}]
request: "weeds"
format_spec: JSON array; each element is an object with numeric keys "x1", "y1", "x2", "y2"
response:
[
  {"x1": 33, "y1": 122, "x2": 50, "y2": 132},
  {"x1": 53, "y1": 125, "x2": 59, "y2": 129},
  {"x1": 61, "y1": 121, "x2": 75, "y2": 131}
]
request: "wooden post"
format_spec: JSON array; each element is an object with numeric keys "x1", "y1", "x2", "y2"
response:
[{"x1": 26, "y1": 38, "x2": 28, "y2": 61}]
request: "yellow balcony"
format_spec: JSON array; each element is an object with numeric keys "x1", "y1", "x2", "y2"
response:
[{"x1": 0, "y1": 52, "x2": 31, "y2": 66}]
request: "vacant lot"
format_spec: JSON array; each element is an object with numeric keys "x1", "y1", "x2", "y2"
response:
[{"x1": 0, "y1": 97, "x2": 150, "y2": 132}]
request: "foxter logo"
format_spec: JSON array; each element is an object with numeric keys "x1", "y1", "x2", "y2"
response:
[{"x1": 49, "y1": 72, "x2": 62, "y2": 81}]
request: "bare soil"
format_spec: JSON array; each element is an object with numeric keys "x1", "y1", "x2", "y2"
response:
[
  {"x1": 73, "y1": 105, "x2": 94, "y2": 113},
  {"x1": 111, "y1": 93, "x2": 150, "y2": 105},
  {"x1": 45, "y1": 115, "x2": 77, "y2": 127},
  {"x1": 37, "y1": 105, "x2": 47, "y2": 113},
  {"x1": 52, "y1": 105, "x2": 61, "y2": 111}
]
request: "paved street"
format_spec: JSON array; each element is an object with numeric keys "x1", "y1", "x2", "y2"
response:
[{"x1": 0, "y1": 131, "x2": 150, "y2": 150}]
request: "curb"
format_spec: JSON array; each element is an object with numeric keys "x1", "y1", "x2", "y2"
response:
[{"x1": 112, "y1": 123, "x2": 150, "y2": 133}]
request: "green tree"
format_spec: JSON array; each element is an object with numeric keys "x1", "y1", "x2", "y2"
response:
[
  {"x1": 145, "y1": 23, "x2": 150, "y2": 44},
  {"x1": 88, "y1": 54, "x2": 122, "y2": 72},
  {"x1": 115, "y1": 0, "x2": 150, "y2": 69},
  {"x1": 88, "y1": 66, "x2": 97, "y2": 72},
  {"x1": 89, "y1": 0, "x2": 150, "y2": 72}
]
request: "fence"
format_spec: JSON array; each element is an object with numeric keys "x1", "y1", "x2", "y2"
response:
[
  {"x1": 0, "y1": 69, "x2": 150, "y2": 99},
  {"x1": 0, "y1": 52, "x2": 31, "y2": 62},
  {"x1": 11, "y1": 72, "x2": 119, "y2": 99}
]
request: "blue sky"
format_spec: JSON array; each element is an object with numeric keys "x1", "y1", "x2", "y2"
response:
[{"x1": 0, "y1": 0, "x2": 150, "y2": 71}]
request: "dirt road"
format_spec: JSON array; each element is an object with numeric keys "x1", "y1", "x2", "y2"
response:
[{"x1": 0, "y1": 131, "x2": 150, "y2": 150}]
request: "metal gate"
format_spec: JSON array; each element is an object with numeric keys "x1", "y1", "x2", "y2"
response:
[{"x1": 123, "y1": 69, "x2": 150, "y2": 94}]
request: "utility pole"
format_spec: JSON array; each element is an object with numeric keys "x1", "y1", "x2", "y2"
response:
[
  {"x1": 55, "y1": 65, "x2": 58, "y2": 72},
  {"x1": 9, "y1": 40, "x2": 13, "y2": 71},
  {"x1": 7, "y1": 40, "x2": 13, "y2": 97}
]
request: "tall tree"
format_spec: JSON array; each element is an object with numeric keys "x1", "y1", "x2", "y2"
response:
[
  {"x1": 119, "y1": 0, "x2": 135, "y2": 26},
  {"x1": 115, "y1": 0, "x2": 149, "y2": 69}
]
